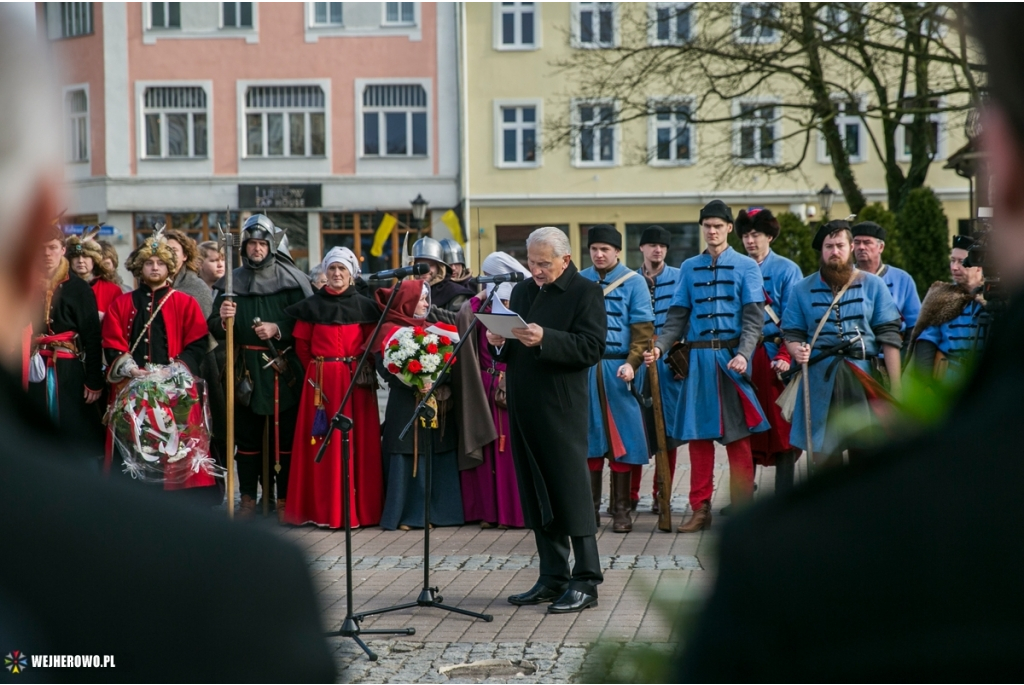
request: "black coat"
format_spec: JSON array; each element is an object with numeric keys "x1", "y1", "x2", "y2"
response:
[
  {"x1": 677, "y1": 292, "x2": 1024, "y2": 681},
  {"x1": 0, "y1": 365, "x2": 335, "y2": 683},
  {"x1": 498, "y1": 262, "x2": 606, "y2": 536}
]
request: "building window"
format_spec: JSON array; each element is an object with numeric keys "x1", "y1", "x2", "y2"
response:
[
  {"x1": 149, "y1": 2, "x2": 181, "y2": 29},
  {"x1": 736, "y1": 2, "x2": 778, "y2": 43},
  {"x1": 67, "y1": 89, "x2": 89, "y2": 163},
  {"x1": 362, "y1": 84, "x2": 428, "y2": 158},
  {"x1": 575, "y1": 101, "x2": 617, "y2": 166},
  {"x1": 498, "y1": 2, "x2": 536, "y2": 48},
  {"x1": 223, "y1": 2, "x2": 253, "y2": 28},
  {"x1": 59, "y1": 2, "x2": 93, "y2": 38},
  {"x1": 143, "y1": 87, "x2": 208, "y2": 159},
  {"x1": 898, "y1": 98, "x2": 944, "y2": 161},
  {"x1": 820, "y1": 97, "x2": 866, "y2": 164},
  {"x1": 312, "y1": 2, "x2": 343, "y2": 26},
  {"x1": 735, "y1": 101, "x2": 779, "y2": 164},
  {"x1": 574, "y1": 2, "x2": 616, "y2": 48},
  {"x1": 650, "y1": 100, "x2": 693, "y2": 165},
  {"x1": 498, "y1": 105, "x2": 538, "y2": 167},
  {"x1": 650, "y1": 2, "x2": 692, "y2": 45},
  {"x1": 384, "y1": 2, "x2": 415, "y2": 25},
  {"x1": 244, "y1": 85, "x2": 326, "y2": 158},
  {"x1": 321, "y1": 212, "x2": 411, "y2": 271}
]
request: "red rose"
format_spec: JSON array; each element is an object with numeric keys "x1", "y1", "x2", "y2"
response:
[
  {"x1": 413, "y1": 326, "x2": 427, "y2": 337},
  {"x1": 389, "y1": 340, "x2": 399, "y2": 349},
  {"x1": 387, "y1": 363, "x2": 400, "y2": 374},
  {"x1": 443, "y1": 352, "x2": 453, "y2": 363},
  {"x1": 439, "y1": 336, "x2": 451, "y2": 346},
  {"x1": 407, "y1": 359, "x2": 423, "y2": 373},
  {"x1": 426, "y1": 343, "x2": 438, "y2": 354}
]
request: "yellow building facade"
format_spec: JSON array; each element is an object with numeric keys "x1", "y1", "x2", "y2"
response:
[{"x1": 461, "y1": 2, "x2": 971, "y2": 270}]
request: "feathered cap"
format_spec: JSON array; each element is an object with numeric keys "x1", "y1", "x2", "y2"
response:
[
  {"x1": 126, "y1": 225, "x2": 177, "y2": 277},
  {"x1": 65, "y1": 227, "x2": 104, "y2": 264},
  {"x1": 735, "y1": 208, "x2": 780, "y2": 239}
]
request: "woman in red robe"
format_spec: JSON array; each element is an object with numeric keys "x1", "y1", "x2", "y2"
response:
[
  {"x1": 284, "y1": 247, "x2": 384, "y2": 528},
  {"x1": 66, "y1": 230, "x2": 123, "y2": 318}
]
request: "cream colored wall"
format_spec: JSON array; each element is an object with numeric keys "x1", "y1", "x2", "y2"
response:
[{"x1": 465, "y1": 1, "x2": 972, "y2": 246}]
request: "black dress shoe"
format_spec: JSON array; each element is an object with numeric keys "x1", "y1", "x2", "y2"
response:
[
  {"x1": 508, "y1": 582, "x2": 563, "y2": 606},
  {"x1": 548, "y1": 588, "x2": 598, "y2": 614}
]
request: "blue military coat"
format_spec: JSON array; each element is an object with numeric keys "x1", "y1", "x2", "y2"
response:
[
  {"x1": 878, "y1": 264, "x2": 921, "y2": 333},
  {"x1": 580, "y1": 262, "x2": 654, "y2": 465},
  {"x1": 781, "y1": 270, "x2": 900, "y2": 453},
  {"x1": 635, "y1": 265, "x2": 686, "y2": 443},
  {"x1": 669, "y1": 247, "x2": 769, "y2": 442},
  {"x1": 916, "y1": 299, "x2": 988, "y2": 375},
  {"x1": 758, "y1": 250, "x2": 803, "y2": 359}
]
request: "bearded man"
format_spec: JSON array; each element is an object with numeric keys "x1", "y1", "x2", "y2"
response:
[{"x1": 781, "y1": 221, "x2": 902, "y2": 468}]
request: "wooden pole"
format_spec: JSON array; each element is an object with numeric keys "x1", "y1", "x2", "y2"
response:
[
  {"x1": 647, "y1": 338, "x2": 673, "y2": 532},
  {"x1": 801, "y1": 361, "x2": 814, "y2": 478},
  {"x1": 220, "y1": 223, "x2": 236, "y2": 519}
]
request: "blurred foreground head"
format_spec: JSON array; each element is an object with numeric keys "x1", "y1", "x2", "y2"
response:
[
  {"x1": 0, "y1": 6, "x2": 63, "y2": 370},
  {"x1": 974, "y1": 4, "x2": 1024, "y2": 291}
]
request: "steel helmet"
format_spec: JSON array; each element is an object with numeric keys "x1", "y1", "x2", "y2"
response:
[
  {"x1": 412, "y1": 237, "x2": 447, "y2": 265},
  {"x1": 439, "y1": 238, "x2": 465, "y2": 266},
  {"x1": 241, "y1": 214, "x2": 278, "y2": 255}
]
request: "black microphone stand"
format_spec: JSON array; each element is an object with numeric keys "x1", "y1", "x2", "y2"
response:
[
  {"x1": 315, "y1": 279, "x2": 415, "y2": 661},
  {"x1": 352, "y1": 286, "x2": 504, "y2": 624}
]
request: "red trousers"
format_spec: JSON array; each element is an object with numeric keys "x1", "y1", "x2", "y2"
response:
[
  {"x1": 628, "y1": 448, "x2": 677, "y2": 503},
  {"x1": 687, "y1": 437, "x2": 754, "y2": 509},
  {"x1": 588, "y1": 457, "x2": 632, "y2": 474}
]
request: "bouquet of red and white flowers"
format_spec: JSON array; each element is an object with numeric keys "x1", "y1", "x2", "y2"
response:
[{"x1": 382, "y1": 322, "x2": 460, "y2": 391}]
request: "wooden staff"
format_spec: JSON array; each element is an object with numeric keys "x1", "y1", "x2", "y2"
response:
[
  {"x1": 648, "y1": 338, "x2": 673, "y2": 532},
  {"x1": 802, "y1": 359, "x2": 814, "y2": 477},
  {"x1": 219, "y1": 223, "x2": 237, "y2": 519}
]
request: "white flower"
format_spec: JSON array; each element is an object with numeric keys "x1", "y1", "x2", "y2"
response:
[{"x1": 420, "y1": 353, "x2": 441, "y2": 374}]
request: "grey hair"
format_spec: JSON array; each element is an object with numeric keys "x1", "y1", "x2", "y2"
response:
[
  {"x1": 0, "y1": 7, "x2": 62, "y2": 245},
  {"x1": 526, "y1": 226, "x2": 571, "y2": 258},
  {"x1": 308, "y1": 264, "x2": 326, "y2": 282}
]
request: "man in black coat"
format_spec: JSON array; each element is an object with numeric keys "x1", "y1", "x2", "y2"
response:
[
  {"x1": 0, "y1": 12, "x2": 335, "y2": 682},
  {"x1": 676, "y1": 5, "x2": 1024, "y2": 679},
  {"x1": 487, "y1": 226, "x2": 607, "y2": 614}
]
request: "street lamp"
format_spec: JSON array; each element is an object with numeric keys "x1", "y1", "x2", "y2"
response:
[
  {"x1": 817, "y1": 184, "x2": 835, "y2": 220},
  {"x1": 410, "y1": 194, "x2": 429, "y2": 240}
]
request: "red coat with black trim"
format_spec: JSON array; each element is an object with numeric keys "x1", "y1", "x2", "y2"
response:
[{"x1": 101, "y1": 286, "x2": 209, "y2": 374}]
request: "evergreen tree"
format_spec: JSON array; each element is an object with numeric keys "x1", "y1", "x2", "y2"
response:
[
  {"x1": 773, "y1": 213, "x2": 817, "y2": 276},
  {"x1": 896, "y1": 187, "x2": 950, "y2": 297}
]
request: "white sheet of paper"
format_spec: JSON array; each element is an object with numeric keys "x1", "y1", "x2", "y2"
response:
[
  {"x1": 491, "y1": 298, "x2": 516, "y2": 316},
  {"x1": 474, "y1": 312, "x2": 529, "y2": 339}
]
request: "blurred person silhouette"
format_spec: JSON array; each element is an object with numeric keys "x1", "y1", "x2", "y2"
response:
[
  {"x1": 0, "y1": 9, "x2": 334, "y2": 682},
  {"x1": 677, "y1": 5, "x2": 1024, "y2": 680}
]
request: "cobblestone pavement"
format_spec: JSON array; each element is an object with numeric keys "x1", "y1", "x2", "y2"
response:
[{"x1": 277, "y1": 447, "x2": 809, "y2": 683}]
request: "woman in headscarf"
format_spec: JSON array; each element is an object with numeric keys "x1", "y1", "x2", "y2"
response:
[
  {"x1": 283, "y1": 247, "x2": 384, "y2": 529},
  {"x1": 453, "y1": 252, "x2": 531, "y2": 529},
  {"x1": 376, "y1": 279, "x2": 465, "y2": 531}
]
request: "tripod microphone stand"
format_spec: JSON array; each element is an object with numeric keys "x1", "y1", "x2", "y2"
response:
[
  {"x1": 314, "y1": 281, "x2": 415, "y2": 661},
  {"x1": 352, "y1": 288, "x2": 500, "y2": 625}
]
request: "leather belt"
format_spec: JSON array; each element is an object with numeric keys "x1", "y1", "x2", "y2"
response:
[
  {"x1": 688, "y1": 337, "x2": 740, "y2": 350},
  {"x1": 316, "y1": 356, "x2": 357, "y2": 363},
  {"x1": 242, "y1": 344, "x2": 270, "y2": 352},
  {"x1": 602, "y1": 352, "x2": 629, "y2": 360}
]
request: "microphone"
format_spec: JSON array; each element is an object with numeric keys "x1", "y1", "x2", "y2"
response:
[
  {"x1": 476, "y1": 272, "x2": 526, "y2": 285},
  {"x1": 366, "y1": 263, "x2": 429, "y2": 281}
]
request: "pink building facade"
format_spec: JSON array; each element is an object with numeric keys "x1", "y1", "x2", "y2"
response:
[{"x1": 41, "y1": 1, "x2": 461, "y2": 274}]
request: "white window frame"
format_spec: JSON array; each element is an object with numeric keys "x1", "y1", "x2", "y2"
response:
[
  {"x1": 493, "y1": 2, "x2": 541, "y2": 51},
  {"x1": 816, "y1": 94, "x2": 868, "y2": 165},
  {"x1": 309, "y1": 1, "x2": 343, "y2": 27},
  {"x1": 896, "y1": 96, "x2": 947, "y2": 162},
  {"x1": 572, "y1": 98, "x2": 619, "y2": 168},
  {"x1": 139, "y1": 83, "x2": 211, "y2": 160},
  {"x1": 494, "y1": 99, "x2": 543, "y2": 169},
  {"x1": 648, "y1": 96, "x2": 696, "y2": 167},
  {"x1": 383, "y1": 2, "x2": 417, "y2": 27},
  {"x1": 572, "y1": 2, "x2": 619, "y2": 49},
  {"x1": 147, "y1": 2, "x2": 181, "y2": 29},
  {"x1": 732, "y1": 97, "x2": 781, "y2": 166},
  {"x1": 241, "y1": 83, "x2": 328, "y2": 159},
  {"x1": 647, "y1": 2, "x2": 694, "y2": 46},
  {"x1": 65, "y1": 84, "x2": 90, "y2": 163},
  {"x1": 58, "y1": 2, "x2": 94, "y2": 39},
  {"x1": 817, "y1": 2, "x2": 862, "y2": 38},
  {"x1": 734, "y1": 2, "x2": 779, "y2": 44},
  {"x1": 357, "y1": 80, "x2": 431, "y2": 160},
  {"x1": 221, "y1": 2, "x2": 255, "y2": 29}
]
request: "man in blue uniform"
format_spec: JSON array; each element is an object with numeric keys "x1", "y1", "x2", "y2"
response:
[
  {"x1": 737, "y1": 208, "x2": 804, "y2": 496},
  {"x1": 633, "y1": 226, "x2": 685, "y2": 514},
  {"x1": 646, "y1": 200, "x2": 769, "y2": 533},
  {"x1": 580, "y1": 225, "x2": 654, "y2": 533},
  {"x1": 782, "y1": 221, "x2": 903, "y2": 468},
  {"x1": 909, "y1": 234, "x2": 989, "y2": 378}
]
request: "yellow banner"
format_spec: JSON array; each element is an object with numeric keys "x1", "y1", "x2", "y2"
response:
[
  {"x1": 441, "y1": 209, "x2": 464, "y2": 247},
  {"x1": 370, "y1": 213, "x2": 398, "y2": 257}
]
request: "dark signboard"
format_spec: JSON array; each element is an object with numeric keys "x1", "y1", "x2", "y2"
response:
[{"x1": 238, "y1": 184, "x2": 322, "y2": 209}]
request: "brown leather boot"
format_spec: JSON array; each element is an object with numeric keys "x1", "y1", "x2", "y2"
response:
[
  {"x1": 677, "y1": 501, "x2": 711, "y2": 533},
  {"x1": 276, "y1": 498, "x2": 288, "y2": 525},
  {"x1": 237, "y1": 494, "x2": 256, "y2": 521},
  {"x1": 590, "y1": 470, "x2": 602, "y2": 526},
  {"x1": 612, "y1": 471, "x2": 633, "y2": 533}
]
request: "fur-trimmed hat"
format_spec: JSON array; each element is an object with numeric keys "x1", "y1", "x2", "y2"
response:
[
  {"x1": 66, "y1": 228, "x2": 117, "y2": 282},
  {"x1": 127, "y1": 227, "x2": 177, "y2": 277},
  {"x1": 735, "y1": 208, "x2": 780, "y2": 239}
]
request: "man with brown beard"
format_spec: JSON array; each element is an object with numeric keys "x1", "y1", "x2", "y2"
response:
[{"x1": 780, "y1": 220, "x2": 902, "y2": 468}]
